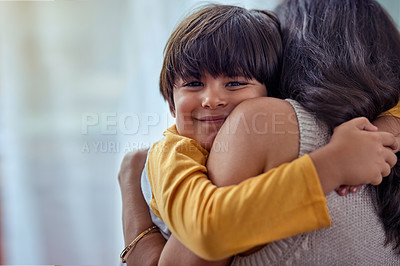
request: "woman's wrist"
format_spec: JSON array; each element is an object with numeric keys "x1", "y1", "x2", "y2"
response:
[
  {"x1": 125, "y1": 231, "x2": 166, "y2": 266},
  {"x1": 121, "y1": 225, "x2": 160, "y2": 263}
]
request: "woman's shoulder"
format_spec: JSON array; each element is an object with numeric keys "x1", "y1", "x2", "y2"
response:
[
  {"x1": 228, "y1": 97, "x2": 298, "y2": 136},
  {"x1": 223, "y1": 97, "x2": 300, "y2": 171},
  {"x1": 235, "y1": 97, "x2": 295, "y2": 115}
]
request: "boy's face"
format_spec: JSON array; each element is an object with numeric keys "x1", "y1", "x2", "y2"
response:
[{"x1": 173, "y1": 72, "x2": 267, "y2": 150}]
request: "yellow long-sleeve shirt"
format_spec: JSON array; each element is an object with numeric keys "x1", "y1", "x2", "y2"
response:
[
  {"x1": 147, "y1": 102, "x2": 400, "y2": 260},
  {"x1": 147, "y1": 125, "x2": 330, "y2": 260},
  {"x1": 382, "y1": 101, "x2": 400, "y2": 117}
]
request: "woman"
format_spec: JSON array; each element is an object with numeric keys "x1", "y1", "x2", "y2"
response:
[
  {"x1": 119, "y1": 0, "x2": 400, "y2": 264},
  {"x1": 211, "y1": 0, "x2": 400, "y2": 264}
]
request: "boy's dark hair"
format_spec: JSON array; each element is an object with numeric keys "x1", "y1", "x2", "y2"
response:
[
  {"x1": 159, "y1": 4, "x2": 282, "y2": 113},
  {"x1": 276, "y1": 0, "x2": 400, "y2": 254}
]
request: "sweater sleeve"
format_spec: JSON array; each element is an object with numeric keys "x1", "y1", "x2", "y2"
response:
[{"x1": 148, "y1": 136, "x2": 330, "y2": 260}]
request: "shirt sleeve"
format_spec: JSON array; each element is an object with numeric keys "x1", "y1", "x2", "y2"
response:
[
  {"x1": 380, "y1": 101, "x2": 400, "y2": 118},
  {"x1": 148, "y1": 136, "x2": 330, "y2": 260}
]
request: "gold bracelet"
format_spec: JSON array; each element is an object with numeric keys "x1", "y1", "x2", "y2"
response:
[{"x1": 120, "y1": 225, "x2": 159, "y2": 263}]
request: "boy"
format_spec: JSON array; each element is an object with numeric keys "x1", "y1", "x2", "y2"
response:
[{"x1": 119, "y1": 4, "x2": 399, "y2": 264}]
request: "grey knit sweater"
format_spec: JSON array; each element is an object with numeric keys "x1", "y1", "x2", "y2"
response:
[{"x1": 231, "y1": 99, "x2": 400, "y2": 266}]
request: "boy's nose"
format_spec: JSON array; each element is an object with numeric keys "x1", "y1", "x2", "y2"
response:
[{"x1": 201, "y1": 88, "x2": 227, "y2": 109}]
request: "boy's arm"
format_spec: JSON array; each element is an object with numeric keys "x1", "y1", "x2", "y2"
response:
[
  {"x1": 149, "y1": 135, "x2": 330, "y2": 260},
  {"x1": 118, "y1": 151, "x2": 166, "y2": 265},
  {"x1": 149, "y1": 98, "x2": 396, "y2": 261},
  {"x1": 208, "y1": 98, "x2": 397, "y2": 190}
]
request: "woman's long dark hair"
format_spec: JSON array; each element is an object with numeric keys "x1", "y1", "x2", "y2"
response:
[{"x1": 275, "y1": 0, "x2": 400, "y2": 254}]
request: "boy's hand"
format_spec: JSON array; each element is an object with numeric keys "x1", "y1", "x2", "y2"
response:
[
  {"x1": 330, "y1": 117, "x2": 398, "y2": 185},
  {"x1": 310, "y1": 117, "x2": 398, "y2": 194}
]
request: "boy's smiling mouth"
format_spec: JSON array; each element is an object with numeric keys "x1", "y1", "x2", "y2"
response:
[{"x1": 196, "y1": 115, "x2": 227, "y2": 124}]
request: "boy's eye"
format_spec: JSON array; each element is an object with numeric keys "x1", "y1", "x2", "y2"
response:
[
  {"x1": 184, "y1": 81, "x2": 203, "y2": 87},
  {"x1": 227, "y1": 81, "x2": 248, "y2": 88}
]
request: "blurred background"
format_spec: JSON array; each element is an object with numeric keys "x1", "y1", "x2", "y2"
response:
[{"x1": 0, "y1": 0, "x2": 398, "y2": 265}]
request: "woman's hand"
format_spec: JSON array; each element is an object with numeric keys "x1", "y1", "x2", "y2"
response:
[{"x1": 335, "y1": 185, "x2": 362, "y2": 196}]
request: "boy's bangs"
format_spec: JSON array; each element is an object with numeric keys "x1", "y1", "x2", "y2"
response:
[{"x1": 176, "y1": 18, "x2": 266, "y2": 82}]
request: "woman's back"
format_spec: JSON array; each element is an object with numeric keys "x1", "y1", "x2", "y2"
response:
[{"x1": 231, "y1": 100, "x2": 400, "y2": 265}]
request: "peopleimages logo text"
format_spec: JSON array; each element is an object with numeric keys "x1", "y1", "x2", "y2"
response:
[{"x1": 81, "y1": 112, "x2": 166, "y2": 135}]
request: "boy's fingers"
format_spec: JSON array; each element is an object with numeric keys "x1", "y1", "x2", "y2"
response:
[
  {"x1": 380, "y1": 132, "x2": 399, "y2": 152},
  {"x1": 352, "y1": 117, "x2": 377, "y2": 131},
  {"x1": 370, "y1": 175, "x2": 383, "y2": 186},
  {"x1": 395, "y1": 136, "x2": 400, "y2": 152},
  {"x1": 381, "y1": 162, "x2": 392, "y2": 178},
  {"x1": 384, "y1": 147, "x2": 398, "y2": 169}
]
